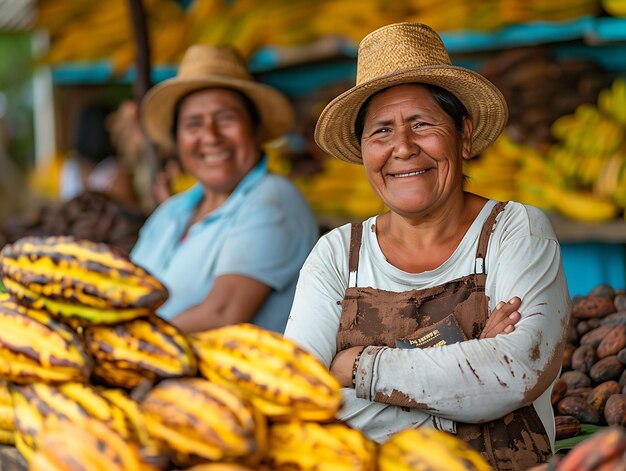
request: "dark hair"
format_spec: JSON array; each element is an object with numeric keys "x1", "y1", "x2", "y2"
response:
[
  {"x1": 170, "y1": 87, "x2": 262, "y2": 141},
  {"x1": 76, "y1": 104, "x2": 115, "y2": 164},
  {"x1": 354, "y1": 83, "x2": 469, "y2": 141}
]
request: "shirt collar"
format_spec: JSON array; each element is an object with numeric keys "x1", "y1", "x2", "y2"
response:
[{"x1": 180, "y1": 154, "x2": 268, "y2": 222}]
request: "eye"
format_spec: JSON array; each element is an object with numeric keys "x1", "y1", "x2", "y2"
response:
[
  {"x1": 180, "y1": 118, "x2": 201, "y2": 130},
  {"x1": 413, "y1": 121, "x2": 429, "y2": 129},
  {"x1": 372, "y1": 127, "x2": 391, "y2": 135},
  {"x1": 216, "y1": 111, "x2": 238, "y2": 122}
]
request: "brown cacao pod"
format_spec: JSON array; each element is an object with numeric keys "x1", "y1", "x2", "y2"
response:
[
  {"x1": 560, "y1": 370, "x2": 592, "y2": 390},
  {"x1": 562, "y1": 343, "x2": 576, "y2": 370},
  {"x1": 617, "y1": 348, "x2": 626, "y2": 365},
  {"x1": 565, "y1": 387, "x2": 592, "y2": 400},
  {"x1": 587, "y1": 381, "x2": 621, "y2": 413},
  {"x1": 620, "y1": 369, "x2": 626, "y2": 388},
  {"x1": 615, "y1": 294, "x2": 626, "y2": 312},
  {"x1": 555, "y1": 415, "x2": 581, "y2": 440},
  {"x1": 580, "y1": 326, "x2": 614, "y2": 348},
  {"x1": 600, "y1": 311, "x2": 626, "y2": 328},
  {"x1": 551, "y1": 378, "x2": 567, "y2": 406},
  {"x1": 557, "y1": 396, "x2": 602, "y2": 424},
  {"x1": 597, "y1": 326, "x2": 626, "y2": 359},
  {"x1": 557, "y1": 426, "x2": 626, "y2": 471},
  {"x1": 588, "y1": 284, "x2": 616, "y2": 298},
  {"x1": 604, "y1": 394, "x2": 626, "y2": 427},
  {"x1": 590, "y1": 356, "x2": 625, "y2": 384},
  {"x1": 571, "y1": 345, "x2": 597, "y2": 374},
  {"x1": 572, "y1": 296, "x2": 616, "y2": 319},
  {"x1": 576, "y1": 320, "x2": 593, "y2": 336}
]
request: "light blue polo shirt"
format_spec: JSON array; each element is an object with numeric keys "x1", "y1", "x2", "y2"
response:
[{"x1": 130, "y1": 157, "x2": 319, "y2": 332}]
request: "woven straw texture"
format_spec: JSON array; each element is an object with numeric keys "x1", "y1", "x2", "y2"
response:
[
  {"x1": 142, "y1": 44, "x2": 294, "y2": 150},
  {"x1": 314, "y1": 22, "x2": 508, "y2": 164}
]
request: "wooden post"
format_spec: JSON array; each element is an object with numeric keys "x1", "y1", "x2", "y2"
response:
[{"x1": 127, "y1": 0, "x2": 160, "y2": 196}]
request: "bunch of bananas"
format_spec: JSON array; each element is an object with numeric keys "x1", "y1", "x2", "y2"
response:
[
  {"x1": 466, "y1": 78, "x2": 626, "y2": 223},
  {"x1": 36, "y1": 0, "x2": 190, "y2": 74},
  {"x1": 544, "y1": 78, "x2": 626, "y2": 220},
  {"x1": 35, "y1": 0, "x2": 605, "y2": 73},
  {"x1": 292, "y1": 158, "x2": 386, "y2": 220},
  {"x1": 0, "y1": 235, "x2": 495, "y2": 470}
]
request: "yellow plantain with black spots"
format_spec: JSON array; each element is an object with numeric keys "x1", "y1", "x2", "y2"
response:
[
  {"x1": 10, "y1": 381, "x2": 130, "y2": 462},
  {"x1": 84, "y1": 315, "x2": 197, "y2": 389},
  {"x1": 140, "y1": 377, "x2": 265, "y2": 468},
  {"x1": 0, "y1": 295, "x2": 92, "y2": 384},
  {"x1": 378, "y1": 427, "x2": 492, "y2": 471},
  {"x1": 0, "y1": 236, "x2": 167, "y2": 323},
  {"x1": 263, "y1": 420, "x2": 377, "y2": 470},
  {"x1": 29, "y1": 416, "x2": 148, "y2": 471},
  {"x1": 190, "y1": 323, "x2": 342, "y2": 421},
  {"x1": 0, "y1": 380, "x2": 14, "y2": 444}
]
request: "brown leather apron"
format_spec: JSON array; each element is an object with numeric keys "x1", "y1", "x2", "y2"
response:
[{"x1": 336, "y1": 202, "x2": 552, "y2": 470}]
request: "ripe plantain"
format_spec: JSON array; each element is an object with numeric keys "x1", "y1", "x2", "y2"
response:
[
  {"x1": 378, "y1": 427, "x2": 492, "y2": 471},
  {"x1": 29, "y1": 416, "x2": 147, "y2": 471},
  {"x1": 0, "y1": 295, "x2": 92, "y2": 384},
  {"x1": 10, "y1": 382, "x2": 130, "y2": 462},
  {"x1": 264, "y1": 420, "x2": 377, "y2": 470},
  {"x1": 191, "y1": 323, "x2": 342, "y2": 421},
  {"x1": 0, "y1": 235, "x2": 168, "y2": 314},
  {"x1": 84, "y1": 314, "x2": 197, "y2": 388},
  {"x1": 140, "y1": 377, "x2": 265, "y2": 468},
  {"x1": 0, "y1": 380, "x2": 14, "y2": 445}
]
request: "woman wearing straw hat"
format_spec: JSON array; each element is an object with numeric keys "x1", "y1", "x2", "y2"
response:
[
  {"x1": 131, "y1": 44, "x2": 319, "y2": 334},
  {"x1": 284, "y1": 23, "x2": 570, "y2": 468}
]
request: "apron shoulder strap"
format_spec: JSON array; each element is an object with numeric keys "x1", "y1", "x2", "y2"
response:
[
  {"x1": 475, "y1": 201, "x2": 508, "y2": 274},
  {"x1": 348, "y1": 222, "x2": 364, "y2": 288}
]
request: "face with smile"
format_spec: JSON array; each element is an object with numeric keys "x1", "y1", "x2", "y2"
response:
[
  {"x1": 360, "y1": 83, "x2": 473, "y2": 218},
  {"x1": 176, "y1": 88, "x2": 262, "y2": 196}
]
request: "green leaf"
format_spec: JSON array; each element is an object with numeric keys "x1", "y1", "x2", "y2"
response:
[{"x1": 555, "y1": 424, "x2": 605, "y2": 454}]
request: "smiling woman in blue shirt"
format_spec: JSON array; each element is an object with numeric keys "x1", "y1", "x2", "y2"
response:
[{"x1": 131, "y1": 44, "x2": 319, "y2": 334}]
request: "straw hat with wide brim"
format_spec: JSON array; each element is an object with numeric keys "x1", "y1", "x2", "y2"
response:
[
  {"x1": 142, "y1": 44, "x2": 295, "y2": 150},
  {"x1": 314, "y1": 22, "x2": 508, "y2": 164}
]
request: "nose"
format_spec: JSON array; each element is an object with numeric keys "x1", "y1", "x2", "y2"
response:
[
  {"x1": 199, "y1": 119, "x2": 222, "y2": 145},
  {"x1": 392, "y1": 125, "x2": 418, "y2": 159}
]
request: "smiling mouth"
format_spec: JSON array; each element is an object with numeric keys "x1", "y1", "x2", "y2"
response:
[
  {"x1": 390, "y1": 169, "x2": 427, "y2": 178},
  {"x1": 202, "y1": 151, "x2": 230, "y2": 163}
]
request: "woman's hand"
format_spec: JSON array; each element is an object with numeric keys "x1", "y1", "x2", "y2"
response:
[
  {"x1": 479, "y1": 296, "x2": 522, "y2": 339},
  {"x1": 330, "y1": 345, "x2": 366, "y2": 388}
]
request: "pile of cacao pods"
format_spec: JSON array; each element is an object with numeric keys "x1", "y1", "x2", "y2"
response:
[
  {"x1": 553, "y1": 284, "x2": 626, "y2": 440},
  {"x1": 0, "y1": 235, "x2": 492, "y2": 471},
  {"x1": 0, "y1": 191, "x2": 146, "y2": 255}
]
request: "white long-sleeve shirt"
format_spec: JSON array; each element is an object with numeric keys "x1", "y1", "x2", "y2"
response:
[{"x1": 285, "y1": 200, "x2": 571, "y2": 446}]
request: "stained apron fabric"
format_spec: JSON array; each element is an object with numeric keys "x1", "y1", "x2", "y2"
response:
[{"x1": 336, "y1": 202, "x2": 553, "y2": 470}]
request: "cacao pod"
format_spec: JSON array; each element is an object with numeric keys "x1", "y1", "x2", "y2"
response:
[{"x1": 191, "y1": 323, "x2": 342, "y2": 421}]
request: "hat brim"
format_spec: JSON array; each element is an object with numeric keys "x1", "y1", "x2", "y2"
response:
[
  {"x1": 314, "y1": 65, "x2": 508, "y2": 164},
  {"x1": 142, "y1": 75, "x2": 295, "y2": 151}
]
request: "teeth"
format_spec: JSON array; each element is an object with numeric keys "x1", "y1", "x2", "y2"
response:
[
  {"x1": 394, "y1": 170, "x2": 426, "y2": 178},
  {"x1": 202, "y1": 151, "x2": 230, "y2": 162}
]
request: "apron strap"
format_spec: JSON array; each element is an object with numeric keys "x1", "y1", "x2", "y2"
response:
[
  {"x1": 475, "y1": 201, "x2": 508, "y2": 274},
  {"x1": 348, "y1": 222, "x2": 363, "y2": 288}
]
